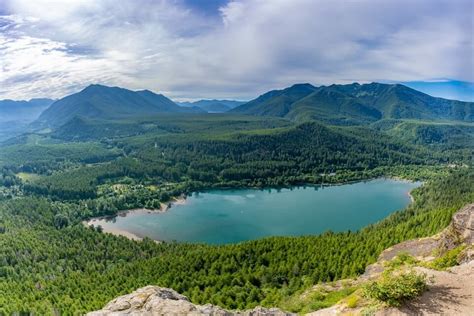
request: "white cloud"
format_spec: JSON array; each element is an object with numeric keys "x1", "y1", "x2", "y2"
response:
[{"x1": 0, "y1": 0, "x2": 472, "y2": 100}]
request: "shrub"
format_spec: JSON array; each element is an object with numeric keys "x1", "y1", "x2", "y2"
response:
[
  {"x1": 430, "y1": 245, "x2": 466, "y2": 270},
  {"x1": 363, "y1": 270, "x2": 427, "y2": 306},
  {"x1": 385, "y1": 253, "x2": 418, "y2": 269},
  {"x1": 346, "y1": 294, "x2": 360, "y2": 308}
]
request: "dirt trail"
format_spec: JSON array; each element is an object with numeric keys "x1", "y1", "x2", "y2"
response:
[
  {"x1": 311, "y1": 204, "x2": 474, "y2": 316},
  {"x1": 378, "y1": 261, "x2": 474, "y2": 316}
]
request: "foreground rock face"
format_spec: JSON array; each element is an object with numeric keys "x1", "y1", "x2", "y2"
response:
[
  {"x1": 451, "y1": 203, "x2": 474, "y2": 245},
  {"x1": 362, "y1": 203, "x2": 474, "y2": 280},
  {"x1": 87, "y1": 286, "x2": 293, "y2": 316}
]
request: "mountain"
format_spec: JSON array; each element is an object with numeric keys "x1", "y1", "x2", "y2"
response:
[
  {"x1": 178, "y1": 99, "x2": 245, "y2": 113},
  {"x1": 231, "y1": 83, "x2": 474, "y2": 124},
  {"x1": 35, "y1": 84, "x2": 203, "y2": 127},
  {"x1": 0, "y1": 98, "x2": 54, "y2": 122},
  {"x1": 332, "y1": 83, "x2": 473, "y2": 121},
  {"x1": 232, "y1": 83, "x2": 318, "y2": 117}
]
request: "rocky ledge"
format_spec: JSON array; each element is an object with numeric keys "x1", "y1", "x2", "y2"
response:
[
  {"x1": 87, "y1": 285, "x2": 293, "y2": 316},
  {"x1": 363, "y1": 203, "x2": 474, "y2": 279}
]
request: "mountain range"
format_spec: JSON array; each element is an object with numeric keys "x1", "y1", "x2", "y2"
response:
[
  {"x1": 0, "y1": 98, "x2": 56, "y2": 141},
  {"x1": 0, "y1": 98, "x2": 55, "y2": 123},
  {"x1": 177, "y1": 99, "x2": 245, "y2": 113},
  {"x1": 2, "y1": 82, "x2": 470, "y2": 131},
  {"x1": 231, "y1": 82, "x2": 473, "y2": 124}
]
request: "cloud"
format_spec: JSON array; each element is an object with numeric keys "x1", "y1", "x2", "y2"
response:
[
  {"x1": 0, "y1": 17, "x2": 127, "y2": 99},
  {"x1": 1, "y1": 0, "x2": 472, "y2": 100}
]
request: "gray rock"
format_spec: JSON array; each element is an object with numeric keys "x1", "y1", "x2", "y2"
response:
[{"x1": 87, "y1": 286, "x2": 293, "y2": 316}]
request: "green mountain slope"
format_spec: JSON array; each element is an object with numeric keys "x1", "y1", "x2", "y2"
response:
[
  {"x1": 334, "y1": 83, "x2": 473, "y2": 121},
  {"x1": 232, "y1": 82, "x2": 473, "y2": 123},
  {"x1": 372, "y1": 119, "x2": 474, "y2": 150},
  {"x1": 35, "y1": 85, "x2": 200, "y2": 127},
  {"x1": 287, "y1": 88, "x2": 382, "y2": 124},
  {"x1": 231, "y1": 83, "x2": 317, "y2": 116}
]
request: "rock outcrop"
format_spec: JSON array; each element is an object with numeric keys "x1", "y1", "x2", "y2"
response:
[
  {"x1": 87, "y1": 286, "x2": 293, "y2": 316},
  {"x1": 362, "y1": 203, "x2": 474, "y2": 280},
  {"x1": 451, "y1": 203, "x2": 474, "y2": 245}
]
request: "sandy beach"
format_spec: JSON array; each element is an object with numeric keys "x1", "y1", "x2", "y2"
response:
[
  {"x1": 160, "y1": 196, "x2": 187, "y2": 212},
  {"x1": 83, "y1": 217, "x2": 143, "y2": 240},
  {"x1": 83, "y1": 196, "x2": 187, "y2": 241}
]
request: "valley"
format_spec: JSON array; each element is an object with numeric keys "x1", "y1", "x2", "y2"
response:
[{"x1": 0, "y1": 82, "x2": 472, "y2": 315}]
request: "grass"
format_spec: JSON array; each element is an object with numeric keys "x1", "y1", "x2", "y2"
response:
[
  {"x1": 429, "y1": 245, "x2": 467, "y2": 270},
  {"x1": 281, "y1": 286, "x2": 356, "y2": 313},
  {"x1": 346, "y1": 294, "x2": 361, "y2": 308},
  {"x1": 16, "y1": 172, "x2": 41, "y2": 182},
  {"x1": 384, "y1": 252, "x2": 419, "y2": 269}
]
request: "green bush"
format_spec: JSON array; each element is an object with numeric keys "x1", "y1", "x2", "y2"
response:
[
  {"x1": 385, "y1": 253, "x2": 418, "y2": 269},
  {"x1": 363, "y1": 270, "x2": 427, "y2": 306},
  {"x1": 430, "y1": 245, "x2": 466, "y2": 270},
  {"x1": 346, "y1": 294, "x2": 360, "y2": 308}
]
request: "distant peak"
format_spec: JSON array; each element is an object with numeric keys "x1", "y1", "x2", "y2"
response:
[
  {"x1": 137, "y1": 89, "x2": 157, "y2": 95},
  {"x1": 81, "y1": 84, "x2": 109, "y2": 92},
  {"x1": 83, "y1": 83, "x2": 125, "y2": 92},
  {"x1": 136, "y1": 89, "x2": 165, "y2": 98},
  {"x1": 289, "y1": 83, "x2": 316, "y2": 89},
  {"x1": 85, "y1": 83, "x2": 108, "y2": 89}
]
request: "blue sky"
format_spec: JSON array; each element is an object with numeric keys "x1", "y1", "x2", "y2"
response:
[
  {"x1": 403, "y1": 81, "x2": 474, "y2": 102},
  {"x1": 0, "y1": 0, "x2": 473, "y2": 101}
]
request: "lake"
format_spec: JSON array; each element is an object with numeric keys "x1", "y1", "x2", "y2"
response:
[{"x1": 87, "y1": 179, "x2": 421, "y2": 244}]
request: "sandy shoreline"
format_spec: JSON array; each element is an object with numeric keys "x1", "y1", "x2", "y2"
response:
[{"x1": 82, "y1": 196, "x2": 187, "y2": 241}]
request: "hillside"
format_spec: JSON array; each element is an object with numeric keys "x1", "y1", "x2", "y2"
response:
[
  {"x1": 231, "y1": 83, "x2": 318, "y2": 117},
  {"x1": 35, "y1": 85, "x2": 201, "y2": 127},
  {"x1": 371, "y1": 120, "x2": 474, "y2": 149},
  {"x1": 231, "y1": 83, "x2": 474, "y2": 124}
]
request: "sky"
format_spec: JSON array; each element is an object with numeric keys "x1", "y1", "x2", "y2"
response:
[{"x1": 0, "y1": 0, "x2": 473, "y2": 101}]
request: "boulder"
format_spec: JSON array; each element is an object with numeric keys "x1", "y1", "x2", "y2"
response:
[{"x1": 87, "y1": 286, "x2": 293, "y2": 316}]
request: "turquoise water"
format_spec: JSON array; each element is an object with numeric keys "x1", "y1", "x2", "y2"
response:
[{"x1": 91, "y1": 179, "x2": 420, "y2": 244}]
